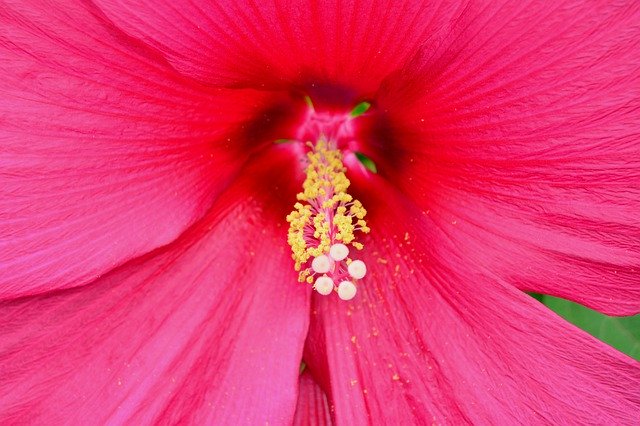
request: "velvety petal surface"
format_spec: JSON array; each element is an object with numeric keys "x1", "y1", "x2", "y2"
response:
[
  {"x1": 0, "y1": 1, "x2": 272, "y2": 298},
  {"x1": 93, "y1": 0, "x2": 464, "y2": 95},
  {"x1": 374, "y1": 0, "x2": 640, "y2": 314},
  {"x1": 0, "y1": 148, "x2": 310, "y2": 424},
  {"x1": 293, "y1": 371, "x2": 333, "y2": 426},
  {"x1": 304, "y1": 178, "x2": 640, "y2": 424}
]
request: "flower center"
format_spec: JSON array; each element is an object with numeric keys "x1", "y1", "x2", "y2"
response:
[{"x1": 286, "y1": 101, "x2": 371, "y2": 300}]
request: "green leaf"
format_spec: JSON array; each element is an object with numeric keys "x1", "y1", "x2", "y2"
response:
[
  {"x1": 533, "y1": 294, "x2": 640, "y2": 360},
  {"x1": 350, "y1": 101, "x2": 371, "y2": 117},
  {"x1": 354, "y1": 152, "x2": 377, "y2": 174}
]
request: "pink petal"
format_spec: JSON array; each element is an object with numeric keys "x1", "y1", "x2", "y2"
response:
[
  {"x1": 0, "y1": 149, "x2": 310, "y2": 423},
  {"x1": 304, "y1": 180, "x2": 640, "y2": 423},
  {"x1": 93, "y1": 0, "x2": 463, "y2": 95},
  {"x1": 374, "y1": 1, "x2": 640, "y2": 314},
  {"x1": 293, "y1": 371, "x2": 333, "y2": 426},
  {"x1": 0, "y1": 1, "x2": 272, "y2": 299}
]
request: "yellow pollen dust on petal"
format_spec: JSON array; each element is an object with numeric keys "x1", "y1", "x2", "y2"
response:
[{"x1": 286, "y1": 140, "x2": 370, "y2": 287}]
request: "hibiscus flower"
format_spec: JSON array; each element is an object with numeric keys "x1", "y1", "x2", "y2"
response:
[{"x1": 1, "y1": 0, "x2": 639, "y2": 424}]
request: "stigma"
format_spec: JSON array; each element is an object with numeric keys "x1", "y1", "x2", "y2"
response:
[{"x1": 286, "y1": 139, "x2": 370, "y2": 300}]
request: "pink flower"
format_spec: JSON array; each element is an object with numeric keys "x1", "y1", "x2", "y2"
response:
[{"x1": 1, "y1": 0, "x2": 639, "y2": 423}]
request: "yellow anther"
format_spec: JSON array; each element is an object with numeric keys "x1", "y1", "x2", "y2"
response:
[{"x1": 286, "y1": 139, "x2": 370, "y2": 282}]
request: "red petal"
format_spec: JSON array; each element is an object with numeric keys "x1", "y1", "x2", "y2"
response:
[
  {"x1": 93, "y1": 0, "x2": 463, "y2": 95},
  {"x1": 0, "y1": 149, "x2": 310, "y2": 423},
  {"x1": 0, "y1": 1, "x2": 270, "y2": 298},
  {"x1": 375, "y1": 1, "x2": 640, "y2": 314},
  {"x1": 304, "y1": 181, "x2": 640, "y2": 423},
  {"x1": 293, "y1": 371, "x2": 333, "y2": 426}
]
